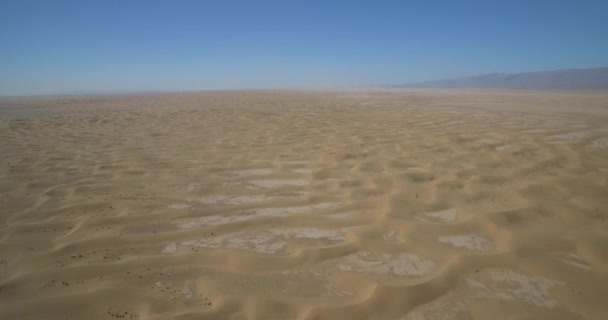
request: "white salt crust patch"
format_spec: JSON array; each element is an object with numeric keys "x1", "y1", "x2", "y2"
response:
[
  {"x1": 249, "y1": 179, "x2": 309, "y2": 188},
  {"x1": 438, "y1": 234, "x2": 492, "y2": 251},
  {"x1": 280, "y1": 160, "x2": 312, "y2": 165},
  {"x1": 589, "y1": 137, "x2": 608, "y2": 149},
  {"x1": 470, "y1": 139, "x2": 501, "y2": 146},
  {"x1": 468, "y1": 270, "x2": 563, "y2": 307},
  {"x1": 167, "y1": 203, "x2": 191, "y2": 210},
  {"x1": 161, "y1": 242, "x2": 178, "y2": 254},
  {"x1": 173, "y1": 202, "x2": 336, "y2": 228},
  {"x1": 383, "y1": 230, "x2": 398, "y2": 241},
  {"x1": 165, "y1": 227, "x2": 348, "y2": 254},
  {"x1": 172, "y1": 182, "x2": 243, "y2": 190},
  {"x1": 336, "y1": 251, "x2": 436, "y2": 277},
  {"x1": 172, "y1": 183, "x2": 205, "y2": 190},
  {"x1": 196, "y1": 194, "x2": 297, "y2": 206},
  {"x1": 554, "y1": 253, "x2": 592, "y2": 270},
  {"x1": 495, "y1": 144, "x2": 513, "y2": 152},
  {"x1": 417, "y1": 208, "x2": 457, "y2": 223},
  {"x1": 548, "y1": 129, "x2": 608, "y2": 144},
  {"x1": 168, "y1": 194, "x2": 299, "y2": 211},
  {"x1": 550, "y1": 130, "x2": 593, "y2": 142},
  {"x1": 403, "y1": 269, "x2": 564, "y2": 320}
]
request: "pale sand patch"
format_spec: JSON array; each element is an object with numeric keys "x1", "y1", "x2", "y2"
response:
[
  {"x1": 495, "y1": 144, "x2": 513, "y2": 151},
  {"x1": 232, "y1": 168, "x2": 275, "y2": 176},
  {"x1": 161, "y1": 242, "x2": 178, "y2": 254},
  {"x1": 438, "y1": 234, "x2": 492, "y2": 251},
  {"x1": 336, "y1": 251, "x2": 436, "y2": 277},
  {"x1": 170, "y1": 194, "x2": 294, "y2": 209},
  {"x1": 404, "y1": 269, "x2": 564, "y2": 319},
  {"x1": 190, "y1": 233, "x2": 287, "y2": 254},
  {"x1": 383, "y1": 230, "x2": 398, "y2": 241},
  {"x1": 171, "y1": 227, "x2": 347, "y2": 254},
  {"x1": 196, "y1": 194, "x2": 297, "y2": 206},
  {"x1": 280, "y1": 160, "x2": 312, "y2": 165},
  {"x1": 172, "y1": 183, "x2": 205, "y2": 190},
  {"x1": 548, "y1": 129, "x2": 607, "y2": 144},
  {"x1": 553, "y1": 253, "x2": 592, "y2": 270},
  {"x1": 469, "y1": 270, "x2": 563, "y2": 307},
  {"x1": 167, "y1": 203, "x2": 191, "y2": 210},
  {"x1": 173, "y1": 202, "x2": 336, "y2": 228},
  {"x1": 417, "y1": 208, "x2": 457, "y2": 223},
  {"x1": 550, "y1": 130, "x2": 593, "y2": 141},
  {"x1": 589, "y1": 137, "x2": 608, "y2": 149},
  {"x1": 172, "y1": 182, "x2": 244, "y2": 190},
  {"x1": 291, "y1": 168, "x2": 314, "y2": 174},
  {"x1": 470, "y1": 138, "x2": 501, "y2": 146}
]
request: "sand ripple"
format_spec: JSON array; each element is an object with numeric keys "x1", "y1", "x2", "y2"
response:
[{"x1": 1, "y1": 90, "x2": 607, "y2": 319}]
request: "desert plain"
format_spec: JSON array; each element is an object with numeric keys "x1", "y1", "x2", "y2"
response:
[{"x1": 0, "y1": 90, "x2": 607, "y2": 319}]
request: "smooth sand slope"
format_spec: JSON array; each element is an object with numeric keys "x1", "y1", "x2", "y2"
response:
[{"x1": 1, "y1": 90, "x2": 607, "y2": 319}]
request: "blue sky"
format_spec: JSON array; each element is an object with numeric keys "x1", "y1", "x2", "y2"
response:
[{"x1": 1, "y1": 0, "x2": 607, "y2": 95}]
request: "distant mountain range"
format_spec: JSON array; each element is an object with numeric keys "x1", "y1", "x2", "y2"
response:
[{"x1": 392, "y1": 67, "x2": 608, "y2": 90}]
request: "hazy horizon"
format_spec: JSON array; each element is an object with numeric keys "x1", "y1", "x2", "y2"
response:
[{"x1": 2, "y1": 0, "x2": 608, "y2": 95}]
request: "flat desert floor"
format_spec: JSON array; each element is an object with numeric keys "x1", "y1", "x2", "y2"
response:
[{"x1": 1, "y1": 90, "x2": 607, "y2": 320}]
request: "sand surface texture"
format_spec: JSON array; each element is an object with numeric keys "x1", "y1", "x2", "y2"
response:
[{"x1": 1, "y1": 90, "x2": 607, "y2": 319}]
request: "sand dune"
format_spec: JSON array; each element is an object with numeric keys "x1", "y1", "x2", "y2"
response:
[{"x1": 1, "y1": 90, "x2": 607, "y2": 319}]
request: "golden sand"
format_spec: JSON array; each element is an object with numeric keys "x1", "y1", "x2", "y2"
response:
[{"x1": 1, "y1": 90, "x2": 607, "y2": 319}]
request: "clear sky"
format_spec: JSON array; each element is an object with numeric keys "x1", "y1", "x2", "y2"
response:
[{"x1": 1, "y1": 0, "x2": 607, "y2": 95}]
